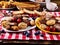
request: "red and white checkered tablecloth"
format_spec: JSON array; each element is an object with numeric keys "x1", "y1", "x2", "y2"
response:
[{"x1": 0, "y1": 11, "x2": 60, "y2": 40}]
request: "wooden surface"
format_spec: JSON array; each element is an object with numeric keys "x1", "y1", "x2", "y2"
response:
[{"x1": 0, "y1": 0, "x2": 60, "y2": 44}]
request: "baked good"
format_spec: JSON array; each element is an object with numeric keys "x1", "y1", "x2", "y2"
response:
[
  {"x1": 23, "y1": 9, "x2": 35, "y2": 14},
  {"x1": 11, "y1": 26, "x2": 19, "y2": 31},
  {"x1": 40, "y1": 24, "x2": 47, "y2": 29},
  {"x1": 46, "y1": 19, "x2": 56, "y2": 25},
  {"x1": 2, "y1": 20, "x2": 10, "y2": 28},
  {"x1": 12, "y1": 10, "x2": 24, "y2": 15},
  {"x1": 30, "y1": 20, "x2": 35, "y2": 26},
  {"x1": 54, "y1": 24, "x2": 60, "y2": 32},
  {"x1": 18, "y1": 22, "x2": 27, "y2": 29},
  {"x1": 12, "y1": 2, "x2": 40, "y2": 10},
  {"x1": 56, "y1": 17, "x2": 60, "y2": 21},
  {"x1": 0, "y1": 1, "x2": 15, "y2": 8},
  {"x1": 5, "y1": 25, "x2": 10, "y2": 30}
]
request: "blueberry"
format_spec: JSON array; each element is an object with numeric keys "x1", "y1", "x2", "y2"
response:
[
  {"x1": 26, "y1": 33, "x2": 30, "y2": 37},
  {"x1": 35, "y1": 31, "x2": 40, "y2": 35},
  {"x1": 37, "y1": 31, "x2": 40, "y2": 33},
  {"x1": 40, "y1": 34, "x2": 44, "y2": 37},
  {"x1": 23, "y1": 31, "x2": 30, "y2": 37},
  {"x1": 1, "y1": 30, "x2": 6, "y2": 33}
]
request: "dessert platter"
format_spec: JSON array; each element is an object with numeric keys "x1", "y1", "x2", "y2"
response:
[
  {"x1": 1, "y1": 17, "x2": 36, "y2": 32},
  {"x1": 1, "y1": 9, "x2": 38, "y2": 32},
  {"x1": 35, "y1": 12, "x2": 60, "y2": 34}
]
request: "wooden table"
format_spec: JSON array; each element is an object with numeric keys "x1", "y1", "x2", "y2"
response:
[{"x1": 0, "y1": 1, "x2": 60, "y2": 44}]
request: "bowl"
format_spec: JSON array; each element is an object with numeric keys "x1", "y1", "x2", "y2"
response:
[{"x1": 35, "y1": 17, "x2": 60, "y2": 34}]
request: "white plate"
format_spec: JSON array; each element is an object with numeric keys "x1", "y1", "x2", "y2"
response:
[{"x1": 1, "y1": 17, "x2": 36, "y2": 32}]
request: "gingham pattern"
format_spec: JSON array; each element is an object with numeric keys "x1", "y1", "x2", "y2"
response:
[{"x1": 0, "y1": 10, "x2": 60, "y2": 40}]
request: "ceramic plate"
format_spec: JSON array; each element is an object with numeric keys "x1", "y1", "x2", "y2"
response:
[{"x1": 1, "y1": 17, "x2": 36, "y2": 32}]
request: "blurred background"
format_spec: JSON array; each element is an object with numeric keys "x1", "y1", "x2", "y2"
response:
[{"x1": 0, "y1": 0, "x2": 60, "y2": 6}]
